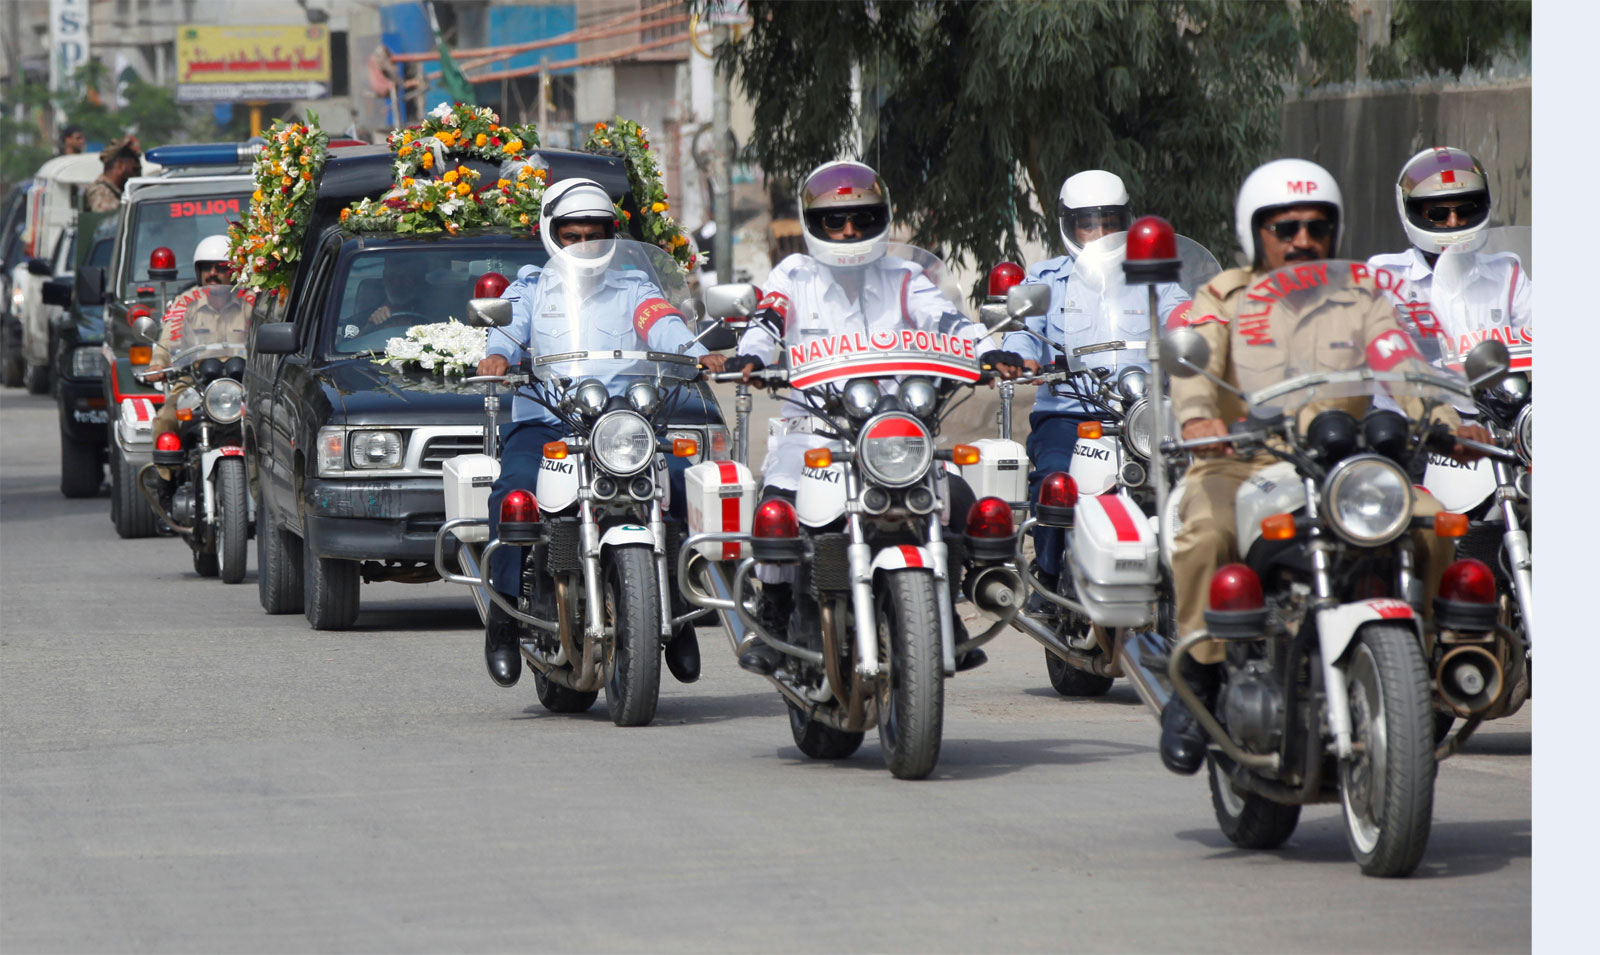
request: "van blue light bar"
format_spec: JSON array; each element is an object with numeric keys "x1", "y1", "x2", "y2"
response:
[{"x1": 144, "y1": 143, "x2": 262, "y2": 167}]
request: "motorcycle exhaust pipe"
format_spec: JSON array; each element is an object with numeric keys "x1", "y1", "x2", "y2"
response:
[
  {"x1": 1437, "y1": 644, "x2": 1506, "y2": 716},
  {"x1": 964, "y1": 564, "x2": 1021, "y2": 615}
]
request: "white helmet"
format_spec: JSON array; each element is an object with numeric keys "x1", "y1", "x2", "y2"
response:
[
  {"x1": 539, "y1": 177, "x2": 617, "y2": 276},
  {"x1": 1396, "y1": 147, "x2": 1491, "y2": 256},
  {"x1": 798, "y1": 160, "x2": 892, "y2": 269},
  {"x1": 1234, "y1": 158, "x2": 1343, "y2": 267},
  {"x1": 192, "y1": 233, "x2": 231, "y2": 269},
  {"x1": 1057, "y1": 170, "x2": 1130, "y2": 257}
]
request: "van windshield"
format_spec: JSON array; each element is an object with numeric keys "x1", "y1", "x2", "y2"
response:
[{"x1": 121, "y1": 193, "x2": 249, "y2": 295}]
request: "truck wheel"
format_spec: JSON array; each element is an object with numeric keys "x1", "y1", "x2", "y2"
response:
[
  {"x1": 303, "y1": 535, "x2": 360, "y2": 630},
  {"x1": 875, "y1": 568, "x2": 944, "y2": 780},
  {"x1": 601, "y1": 544, "x2": 662, "y2": 727},
  {"x1": 257, "y1": 498, "x2": 304, "y2": 614},
  {"x1": 788, "y1": 703, "x2": 864, "y2": 759},
  {"x1": 24, "y1": 363, "x2": 48, "y2": 395},
  {"x1": 111, "y1": 443, "x2": 156, "y2": 539},
  {"x1": 215, "y1": 458, "x2": 249, "y2": 584},
  {"x1": 59, "y1": 434, "x2": 102, "y2": 498}
]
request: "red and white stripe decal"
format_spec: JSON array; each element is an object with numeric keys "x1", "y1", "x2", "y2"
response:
[
  {"x1": 789, "y1": 359, "x2": 981, "y2": 389},
  {"x1": 898, "y1": 545, "x2": 924, "y2": 568},
  {"x1": 1368, "y1": 598, "x2": 1414, "y2": 619},
  {"x1": 219, "y1": 445, "x2": 244, "y2": 457},
  {"x1": 716, "y1": 460, "x2": 741, "y2": 560},
  {"x1": 132, "y1": 399, "x2": 152, "y2": 422},
  {"x1": 1096, "y1": 493, "x2": 1141, "y2": 542}
]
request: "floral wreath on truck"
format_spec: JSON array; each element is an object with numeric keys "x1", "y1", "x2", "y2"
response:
[
  {"x1": 584, "y1": 117, "x2": 696, "y2": 271},
  {"x1": 226, "y1": 112, "x2": 330, "y2": 296}
]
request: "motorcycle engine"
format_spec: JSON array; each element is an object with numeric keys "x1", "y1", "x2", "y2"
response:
[
  {"x1": 1221, "y1": 662, "x2": 1284, "y2": 754},
  {"x1": 171, "y1": 484, "x2": 197, "y2": 526}
]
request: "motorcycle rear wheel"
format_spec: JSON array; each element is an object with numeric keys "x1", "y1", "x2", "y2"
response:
[
  {"x1": 192, "y1": 537, "x2": 219, "y2": 578},
  {"x1": 787, "y1": 703, "x2": 864, "y2": 759},
  {"x1": 602, "y1": 544, "x2": 661, "y2": 727},
  {"x1": 1207, "y1": 755, "x2": 1301, "y2": 849},
  {"x1": 1340, "y1": 623, "x2": 1435, "y2": 877},
  {"x1": 1045, "y1": 647, "x2": 1114, "y2": 697},
  {"x1": 216, "y1": 457, "x2": 249, "y2": 584},
  {"x1": 534, "y1": 671, "x2": 599, "y2": 713},
  {"x1": 875, "y1": 568, "x2": 944, "y2": 780}
]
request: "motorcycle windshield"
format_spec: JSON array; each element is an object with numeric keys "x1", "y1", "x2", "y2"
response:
[
  {"x1": 784, "y1": 244, "x2": 981, "y2": 390},
  {"x1": 165, "y1": 285, "x2": 252, "y2": 368},
  {"x1": 1066, "y1": 231, "x2": 1222, "y2": 372},
  {"x1": 504, "y1": 238, "x2": 702, "y2": 386},
  {"x1": 1417, "y1": 226, "x2": 1533, "y2": 373},
  {"x1": 1241, "y1": 259, "x2": 1475, "y2": 415}
]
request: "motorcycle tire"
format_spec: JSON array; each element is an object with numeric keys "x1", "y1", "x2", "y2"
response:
[
  {"x1": 787, "y1": 702, "x2": 864, "y2": 759},
  {"x1": 534, "y1": 671, "x2": 599, "y2": 714},
  {"x1": 111, "y1": 443, "x2": 156, "y2": 539},
  {"x1": 303, "y1": 535, "x2": 360, "y2": 630},
  {"x1": 1339, "y1": 622, "x2": 1435, "y2": 878},
  {"x1": 257, "y1": 497, "x2": 304, "y2": 614},
  {"x1": 875, "y1": 568, "x2": 944, "y2": 780},
  {"x1": 1045, "y1": 648, "x2": 1114, "y2": 697},
  {"x1": 59, "y1": 434, "x2": 101, "y2": 498},
  {"x1": 215, "y1": 457, "x2": 249, "y2": 584},
  {"x1": 24, "y1": 362, "x2": 48, "y2": 395},
  {"x1": 192, "y1": 539, "x2": 220, "y2": 578},
  {"x1": 1208, "y1": 755, "x2": 1301, "y2": 850},
  {"x1": 601, "y1": 544, "x2": 662, "y2": 727}
]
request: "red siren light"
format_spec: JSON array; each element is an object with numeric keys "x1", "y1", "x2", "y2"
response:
[
  {"x1": 986, "y1": 262, "x2": 1025, "y2": 299},
  {"x1": 474, "y1": 271, "x2": 510, "y2": 299}
]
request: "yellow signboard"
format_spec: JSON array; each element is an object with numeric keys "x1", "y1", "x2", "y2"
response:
[{"x1": 174, "y1": 25, "x2": 331, "y2": 102}]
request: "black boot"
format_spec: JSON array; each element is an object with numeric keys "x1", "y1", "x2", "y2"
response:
[
  {"x1": 1025, "y1": 562, "x2": 1061, "y2": 617},
  {"x1": 664, "y1": 623, "x2": 701, "y2": 684},
  {"x1": 485, "y1": 600, "x2": 522, "y2": 687},
  {"x1": 739, "y1": 582, "x2": 792, "y2": 675},
  {"x1": 1159, "y1": 654, "x2": 1221, "y2": 775},
  {"x1": 951, "y1": 614, "x2": 987, "y2": 672}
]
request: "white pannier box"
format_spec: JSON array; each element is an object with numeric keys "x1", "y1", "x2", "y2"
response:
[
  {"x1": 684, "y1": 459, "x2": 757, "y2": 559},
  {"x1": 1068, "y1": 490, "x2": 1160, "y2": 628},
  {"x1": 117, "y1": 397, "x2": 157, "y2": 446},
  {"x1": 957, "y1": 437, "x2": 1029, "y2": 504},
  {"x1": 443, "y1": 453, "x2": 500, "y2": 542}
]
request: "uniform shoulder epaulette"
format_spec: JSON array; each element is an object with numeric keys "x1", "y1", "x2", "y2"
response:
[{"x1": 1204, "y1": 267, "x2": 1254, "y2": 301}]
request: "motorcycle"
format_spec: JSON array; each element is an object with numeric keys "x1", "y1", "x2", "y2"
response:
[
  {"x1": 678, "y1": 247, "x2": 1023, "y2": 780},
  {"x1": 1122, "y1": 257, "x2": 1508, "y2": 877},
  {"x1": 434, "y1": 239, "x2": 719, "y2": 728},
  {"x1": 129, "y1": 311, "x2": 252, "y2": 581},
  {"x1": 979, "y1": 233, "x2": 1219, "y2": 697}
]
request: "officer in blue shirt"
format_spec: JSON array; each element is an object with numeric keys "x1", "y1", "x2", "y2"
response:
[{"x1": 474, "y1": 177, "x2": 727, "y2": 687}]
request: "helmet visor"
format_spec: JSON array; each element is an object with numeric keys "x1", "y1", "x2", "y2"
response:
[
  {"x1": 1405, "y1": 191, "x2": 1490, "y2": 234},
  {"x1": 1060, "y1": 204, "x2": 1130, "y2": 236},
  {"x1": 803, "y1": 204, "x2": 889, "y2": 241},
  {"x1": 550, "y1": 216, "x2": 617, "y2": 251},
  {"x1": 801, "y1": 163, "x2": 889, "y2": 212}
]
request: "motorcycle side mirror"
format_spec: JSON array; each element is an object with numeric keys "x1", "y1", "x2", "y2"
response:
[
  {"x1": 1160, "y1": 327, "x2": 1211, "y2": 379},
  {"x1": 1464, "y1": 339, "x2": 1512, "y2": 390},
  {"x1": 705, "y1": 283, "x2": 758, "y2": 324},
  {"x1": 465, "y1": 297, "x2": 513, "y2": 328},
  {"x1": 1005, "y1": 284, "x2": 1051, "y2": 321},
  {"x1": 978, "y1": 302, "x2": 1015, "y2": 333},
  {"x1": 131, "y1": 314, "x2": 161, "y2": 343}
]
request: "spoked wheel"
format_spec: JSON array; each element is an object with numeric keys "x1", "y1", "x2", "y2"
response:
[
  {"x1": 215, "y1": 457, "x2": 249, "y2": 584},
  {"x1": 601, "y1": 544, "x2": 661, "y2": 727},
  {"x1": 534, "y1": 671, "x2": 599, "y2": 713},
  {"x1": 1044, "y1": 616, "x2": 1114, "y2": 697},
  {"x1": 1207, "y1": 755, "x2": 1301, "y2": 849},
  {"x1": 875, "y1": 568, "x2": 944, "y2": 780},
  {"x1": 787, "y1": 703, "x2": 864, "y2": 759},
  {"x1": 1340, "y1": 623, "x2": 1435, "y2": 877}
]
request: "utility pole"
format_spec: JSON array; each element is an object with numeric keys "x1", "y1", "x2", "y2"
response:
[{"x1": 711, "y1": 23, "x2": 733, "y2": 284}]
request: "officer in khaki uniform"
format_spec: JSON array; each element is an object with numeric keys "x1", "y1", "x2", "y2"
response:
[
  {"x1": 1157, "y1": 159, "x2": 1491, "y2": 775},
  {"x1": 85, "y1": 136, "x2": 141, "y2": 213}
]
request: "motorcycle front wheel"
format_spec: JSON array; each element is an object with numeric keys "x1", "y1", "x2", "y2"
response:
[
  {"x1": 1340, "y1": 622, "x2": 1435, "y2": 877},
  {"x1": 602, "y1": 544, "x2": 662, "y2": 727},
  {"x1": 216, "y1": 457, "x2": 249, "y2": 584},
  {"x1": 875, "y1": 568, "x2": 944, "y2": 780}
]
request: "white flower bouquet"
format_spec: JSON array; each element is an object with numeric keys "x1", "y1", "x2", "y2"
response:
[{"x1": 373, "y1": 319, "x2": 488, "y2": 377}]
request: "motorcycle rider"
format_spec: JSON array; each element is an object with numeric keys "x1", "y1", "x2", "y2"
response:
[
  {"x1": 474, "y1": 177, "x2": 726, "y2": 688},
  {"x1": 1158, "y1": 158, "x2": 1492, "y2": 775},
  {"x1": 726, "y1": 159, "x2": 1028, "y2": 675},
  {"x1": 1001, "y1": 170, "x2": 1192, "y2": 610},
  {"x1": 1368, "y1": 147, "x2": 1531, "y2": 357}
]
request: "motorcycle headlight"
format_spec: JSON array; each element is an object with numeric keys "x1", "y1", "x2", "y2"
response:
[
  {"x1": 590, "y1": 411, "x2": 655, "y2": 476},
  {"x1": 1323, "y1": 455, "x2": 1412, "y2": 547},
  {"x1": 898, "y1": 376, "x2": 938, "y2": 418},
  {"x1": 627, "y1": 380, "x2": 660, "y2": 415},
  {"x1": 1121, "y1": 397, "x2": 1154, "y2": 459},
  {"x1": 1513, "y1": 404, "x2": 1531, "y2": 463},
  {"x1": 858, "y1": 413, "x2": 932, "y2": 488},
  {"x1": 350, "y1": 429, "x2": 405, "y2": 469},
  {"x1": 574, "y1": 378, "x2": 610, "y2": 418},
  {"x1": 841, "y1": 379, "x2": 880, "y2": 421},
  {"x1": 202, "y1": 378, "x2": 244, "y2": 423},
  {"x1": 70, "y1": 345, "x2": 107, "y2": 379}
]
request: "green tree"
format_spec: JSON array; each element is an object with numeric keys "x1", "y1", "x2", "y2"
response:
[{"x1": 1369, "y1": 0, "x2": 1531, "y2": 80}]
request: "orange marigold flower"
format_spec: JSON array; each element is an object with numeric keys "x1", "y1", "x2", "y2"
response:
[
  {"x1": 497, "y1": 178, "x2": 510, "y2": 189},
  {"x1": 437, "y1": 130, "x2": 456, "y2": 147},
  {"x1": 594, "y1": 122, "x2": 606, "y2": 131},
  {"x1": 651, "y1": 201, "x2": 667, "y2": 213},
  {"x1": 421, "y1": 153, "x2": 435, "y2": 169},
  {"x1": 455, "y1": 182, "x2": 471, "y2": 196},
  {"x1": 340, "y1": 208, "x2": 351, "y2": 221},
  {"x1": 399, "y1": 145, "x2": 413, "y2": 156},
  {"x1": 442, "y1": 169, "x2": 459, "y2": 184},
  {"x1": 474, "y1": 133, "x2": 487, "y2": 147},
  {"x1": 504, "y1": 139, "x2": 523, "y2": 153}
]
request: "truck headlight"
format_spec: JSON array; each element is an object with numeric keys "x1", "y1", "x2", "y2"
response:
[
  {"x1": 350, "y1": 430, "x2": 405, "y2": 469},
  {"x1": 70, "y1": 345, "x2": 107, "y2": 379}
]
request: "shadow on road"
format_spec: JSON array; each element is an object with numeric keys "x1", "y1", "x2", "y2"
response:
[
  {"x1": 766, "y1": 734, "x2": 1155, "y2": 781},
  {"x1": 1174, "y1": 814, "x2": 1529, "y2": 878},
  {"x1": 509, "y1": 689, "x2": 783, "y2": 726},
  {"x1": 1020, "y1": 683, "x2": 1147, "y2": 706}
]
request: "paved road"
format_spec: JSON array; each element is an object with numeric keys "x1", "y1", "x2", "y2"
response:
[{"x1": 0, "y1": 386, "x2": 1530, "y2": 953}]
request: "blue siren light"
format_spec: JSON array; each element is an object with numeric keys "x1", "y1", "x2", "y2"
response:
[{"x1": 144, "y1": 143, "x2": 262, "y2": 167}]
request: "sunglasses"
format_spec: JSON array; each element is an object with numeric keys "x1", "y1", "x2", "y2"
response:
[
  {"x1": 198, "y1": 262, "x2": 229, "y2": 274},
  {"x1": 1267, "y1": 219, "x2": 1335, "y2": 241},
  {"x1": 1422, "y1": 201, "x2": 1482, "y2": 223},
  {"x1": 818, "y1": 209, "x2": 886, "y2": 232}
]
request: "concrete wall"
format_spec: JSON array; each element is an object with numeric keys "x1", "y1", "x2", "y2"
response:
[{"x1": 1279, "y1": 78, "x2": 1531, "y2": 261}]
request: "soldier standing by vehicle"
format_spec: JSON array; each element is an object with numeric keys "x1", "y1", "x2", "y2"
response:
[
  {"x1": 1157, "y1": 158, "x2": 1492, "y2": 775},
  {"x1": 474, "y1": 178, "x2": 726, "y2": 688},
  {"x1": 84, "y1": 136, "x2": 141, "y2": 214}
]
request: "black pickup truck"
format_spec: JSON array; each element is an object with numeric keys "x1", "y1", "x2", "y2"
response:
[{"x1": 245, "y1": 146, "x2": 729, "y2": 630}]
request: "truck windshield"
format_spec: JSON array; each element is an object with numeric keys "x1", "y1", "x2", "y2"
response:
[
  {"x1": 323, "y1": 239, "x2": 545, "y2": 357},
  {"x1": 122, "y1": 193, "x2": 249, "y2": 295}
]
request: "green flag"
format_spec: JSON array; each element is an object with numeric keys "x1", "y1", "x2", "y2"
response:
[{"x1": 434, "y1": 29, "x2": 475, "y2": 106}]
